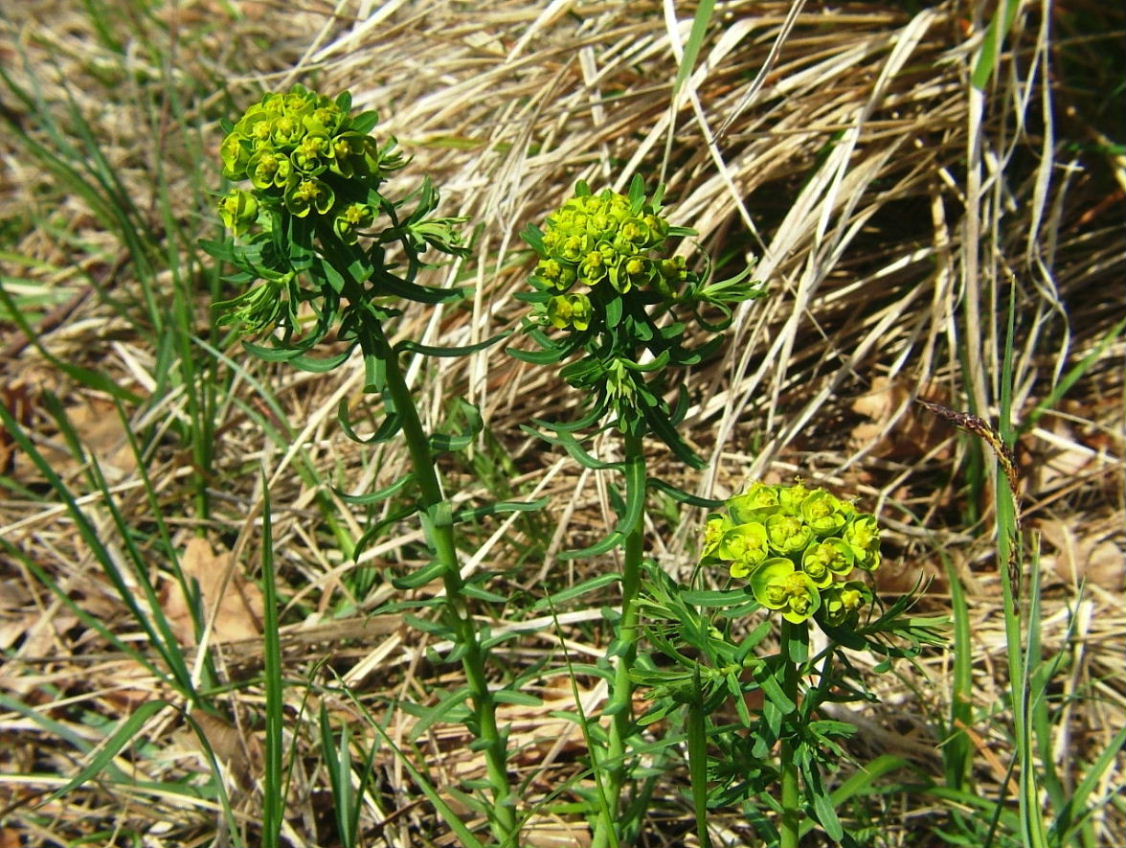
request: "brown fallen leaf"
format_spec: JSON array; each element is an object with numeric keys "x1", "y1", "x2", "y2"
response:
[
  {"x1": 188, "y1": 710, "x2": 263, "y2": 790},
  {"x1": 1021, "y1": 411, "x2": 1104, "y2": 497},
  {"x1": 0, "y1": 383, "x2": 34, "y2": 474},
  {"x1": 1035, "y1": 517, "x2": 1125, "y2": 592},
  {"x1": 25, "y1": 395, "x2": 139, "y2": 484},
  {"x1": 161, "y1": 537, "x2": 264, "y2": 646},
  {"x1": 849, "y1": 376, "x2": 951, "y2": 465}
]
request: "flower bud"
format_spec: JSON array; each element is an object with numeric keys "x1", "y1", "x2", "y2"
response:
[{"x1": 333, "y1": 202, "x2": 375, "y2": 244}]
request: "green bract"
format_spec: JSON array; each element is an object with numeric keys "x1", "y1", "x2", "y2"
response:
[
  {"x1": 217, "y1": 189, "x2": 258, "y2": 236},
  {"x1": 844, "y1": 514, "x2": 882, "y2": 571},
  {"x1": 727, "y1": 481, "x2": 781, "y2": 523},
  {"x1": 514, "y1": 176, "x2": 765, "y2": 463},
  {"x1": 702, "y1": 482, "x2": 883, "y2": 627},
  {"x1": 750, "y1": 558, "x2": 821, "y2": 624},
  {"x1": 719, "y1": 521, "x2": 769, "y2": 579}
]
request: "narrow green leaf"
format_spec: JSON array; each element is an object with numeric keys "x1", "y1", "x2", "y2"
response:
[
  {"x1": 522, "y1": 424, "x2": 621, "y2": 470},
  {"x1": 532, "y1": 572, "x2": 622, "y2": 611},
  {"x1": 288, "y1": 348, "x2": 354, "y2": 373},
  {"x1": 404, "y1": 614, "x2": 456, "y2": 638},
  {"x1": 507, "y1": 345, "x2": 567, "y2": 365},
  {"x1": 647, "y1": 476, "x2": 723, "y2": 508},
  {"x1": 361, "y1": 717, "x2": 487, "y2": 848},
  {"x1": 320, "y1": 704, "x2": 356, "y2": 847},
  {"x1": 337, "y1": 396, "x2": 402, "y2": 445},
  {"x1": 673, "y1": 0, "x2": 716, "y2": 98},
  {"x1": 521, "y1": 222, "x2": 545, "y2": 254},
  {"x1": 559, "y1": 530, "x2": 626, "y2": 560},
  {"x1": 679, "y1": 588, "x2": 752, "y2": 607},
  {"x1": 260, "y1": 478, "x2": 284, "y2": 848},
  {"x1": 397, "y1": 331, "x2": 510, "y2": 358},
  {"x1": 392, "y1": 559, "x2": 447, "y2": 590},
  {"x1": 493, "y1": 690, "x2": 544, "y2": 707},
  {"x1": 755, "y1": 663, "x2": 796, "y2": 715},
  {"x1": 0, "y1": 283, "x2": 140, "y2": 402},
  {"x1": 971, "y1": 0, "x2": 1022, "y2": 90},
  {"x1": 408, "y1": 687, "x2": 473, "y2": 741},
  {"x1": 452, "y1": 497, "x2": 549, "y2": 522},
  {"x1": 1018, "y1": 318, "x2": 1124, "y2": 436},
  {"x1": 604, "y1": 294, "x2": 623, "y2": 328},
  {"x1": 944, "y1": 550, "x2": 973, "y2": 790},
  {"x1": 336, "y1": 473, "x2": 415, "y2": 505},
  {"x1": 461, "y1": 584, "x2": 508, "y2": 604},
  {"x1": 429, "y1": 431, "x2": 473, "y2": 452}
]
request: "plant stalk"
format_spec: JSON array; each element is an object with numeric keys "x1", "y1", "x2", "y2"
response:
[
  {"x1": 779, "y1": 619, "x2": 802, "y2": 848},
  {"x1": 592, "y1": 431, "x2": 647, "y2": 848},
  {"x1": 687, "y1": 679, "x2": 712, "y2": 848},
  {"x1": 377, "y1": 331, "x2": 518, "y2": 844}
]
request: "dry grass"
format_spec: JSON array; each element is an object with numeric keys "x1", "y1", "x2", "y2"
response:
[{"x1": 1, "y1": 1, "x2": 1123, "y2": 846}]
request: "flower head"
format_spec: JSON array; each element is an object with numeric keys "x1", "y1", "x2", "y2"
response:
[
  {"x1": 516, "y1": 176, "x2": 764, "y2": 461},
  {"x1": 528, "y1": 183, "x2": 682, "y2": 301},
  {"x1": 333, "y1": 202, "x2": 375, "y2": 244},
  {"x1": 702, "y1": 481, "x2": 884, "y2": 628},
  {"x1": 844, "y1": 514, "x2": 882, "y2": 571},
  {"x1": 820, "y1": 581, "x2": 874, "y2": 627},
  {"x1": 717, "y1": 522, "x2": 770, "y2": 579},
  {"x1": 217, "y1": 85, "x2": 401, "y2": 235}
]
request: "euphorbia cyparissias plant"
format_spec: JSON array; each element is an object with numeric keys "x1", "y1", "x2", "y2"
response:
[
  {"x1": 635, "y1": 480, "x2": 943, "y2": 848},
  {"x1": 514, "y1": 179, "x2": 764, "y2": 848},
  {"x1": 207, "y1": 85, "x2": 524, "y2": 844}
]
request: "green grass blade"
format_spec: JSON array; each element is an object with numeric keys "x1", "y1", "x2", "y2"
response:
[
  {"x1": 1018, "y1": 318, "x2": 1125, "y2": 436},
  {"x1": 361, "y1": 716, "x2": 488, "y2": 848},
  {"x1": 45, "y1": 700, "x2": 169, "y2": 802},
  {"x1": 0, "y1": 692, "x2": 133, "y2": 785},
  {"x1": 971, "y1": 0, "x2": 1023, "y2": 90},
  {"x1": 1051, "y1": 723, "x2": 1126, "y2": 844},
  {"x1": 944, "y1": 550, "x2": 974, "y2": 791},
  {"x1": 260, "y1": 479, "x2": 285, "y2": 848},
  {"x1": 0, "y1": 398, "x2": 196, "y2": 698},
  {"x1": 320, "y1": 704, "x2": 357, "y2": 848},
  {"x1": 673, "y1": 0, "x2": 715, "y2": 98},
  {"x1": 0, "y1": 283, "x2": 139, "y2": 402},
  {"x1": 999, "y1": 283, "x2": 1049, "y2": 848},
  {"x1": 1018, "y1": 538, "x2": 1051, "y2": 848}
]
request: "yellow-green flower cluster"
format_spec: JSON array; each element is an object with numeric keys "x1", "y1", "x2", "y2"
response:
[
  {"x1": 703, "y1": 482, "x2": 881, "y2": 625},
  {"x1": 530, "y1": 187, "x2": 681, "y2": 331},
  {"x1": 217, "y1": 85, "x2": 397, "y2": 242}
]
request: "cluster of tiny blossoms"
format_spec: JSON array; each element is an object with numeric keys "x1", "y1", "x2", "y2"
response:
[
  {"x1": 703, "y1": 483, "x2": 881, "y2": 626},
  {"x1": 531, "y1": 187, "x2": 692, "y2": 332},
  {"x1": 217, "y1": 85, "x2": 400, "y2": 242}
]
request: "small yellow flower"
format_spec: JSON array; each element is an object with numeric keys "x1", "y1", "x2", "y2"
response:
[{"x1": 750, "y1": 559, "x2": 821, "y2": 624}]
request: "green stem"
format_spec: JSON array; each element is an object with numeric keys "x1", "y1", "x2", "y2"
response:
[
  {"x1": 779, "y1": 620, "x2": 803, "y2": 848},
  {"x1": 377, "y1": 330, "x2": 518, "y2": 845},
  {"x1": 592, "y1": 431, "x2": 647, "y2": 848},
  {"x1": 687, "y1": 685, "x2": 711, "y2": 848}
]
